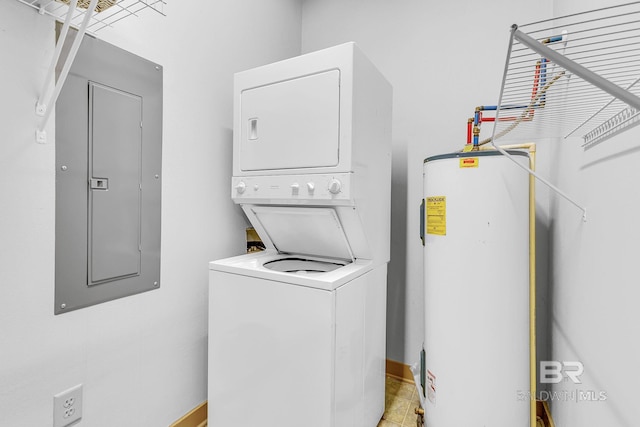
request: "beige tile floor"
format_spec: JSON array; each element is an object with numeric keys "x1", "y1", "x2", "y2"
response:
[
  {"x1": 201, "y1": 375, "x2": 422, "y2": 427},
  {"x1": 378, "y1": 376, "x2": 423, "y2": 427}
]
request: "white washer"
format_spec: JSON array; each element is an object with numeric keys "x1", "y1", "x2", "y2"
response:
[
  {"x1": 208, "y1": 43, "x2": 392, "y2": 427},
  {"x1": 209, "y1": 253, "x2": 386, "y2": 427}
]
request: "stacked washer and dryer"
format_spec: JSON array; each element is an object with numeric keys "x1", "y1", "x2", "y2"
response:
[{"x1": 208, "y1": 43, "x2": 392, "y2": 427}]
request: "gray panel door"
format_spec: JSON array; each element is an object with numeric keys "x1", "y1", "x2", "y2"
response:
[
  {"x1": 55, "y1": 31, "x2": 162, "y2": 315},
  {"x1": 88, "y1": 82, "x2": 142, "y2": 285}
]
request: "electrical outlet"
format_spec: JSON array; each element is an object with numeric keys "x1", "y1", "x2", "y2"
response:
[{"x1": 53, "y1": 384, "x2": 83, "y2": 427}]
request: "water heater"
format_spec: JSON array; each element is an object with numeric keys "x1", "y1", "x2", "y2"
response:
[{"x1": 422, "y1": 150, "x2": 530, "y2": 426}]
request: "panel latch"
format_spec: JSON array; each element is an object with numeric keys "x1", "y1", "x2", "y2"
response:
[{"x1": 89, "y1": 178, "x2": 109, "y2": 190}]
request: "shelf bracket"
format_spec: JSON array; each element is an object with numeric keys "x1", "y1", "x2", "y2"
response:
[
  {"x1": 35, "y1": 0, "x2": 98, "y2": 143},
  {"x1": 492, "y1": 27, "x2": 588, "y2": 222}
]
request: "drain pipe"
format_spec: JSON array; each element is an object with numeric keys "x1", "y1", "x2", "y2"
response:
[{"x1": 480, "y1": 142, "x2": 537, "y2": 427}]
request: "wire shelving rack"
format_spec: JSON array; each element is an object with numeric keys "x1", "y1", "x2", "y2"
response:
[
  {"x1": 16, "y1": 0, "x2": 166, "y2": 33},
  {"x1": 491, "y1": 2, "x2": 640, "y2": 149}
]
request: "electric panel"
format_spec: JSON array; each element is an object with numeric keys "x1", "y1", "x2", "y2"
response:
[{"x1": 55, "y1": 30, "x2": 162, "y2": 314}]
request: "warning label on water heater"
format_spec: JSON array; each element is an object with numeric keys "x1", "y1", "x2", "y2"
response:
[
  {"x1": 426, "y1": 196, "x2": 446, "y2": 236},
  {"x1": 427, "y1": 369, "x2": 437, "y2": 404},
  {"x1": 460, "y1": 157, "x2": 479, "y2": 168}
]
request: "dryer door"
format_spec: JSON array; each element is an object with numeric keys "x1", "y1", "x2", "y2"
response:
[
  {"x1": 245, "y1": 206, "x2": 354, "y2": 262},
  {"x1": 239, "y1": 70, "x2": 340, "y2": 171}
]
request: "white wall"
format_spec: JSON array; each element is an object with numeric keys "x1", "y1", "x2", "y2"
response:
[
  {"x1": 547, "y1": 129, "x2": 640, "y2": 427},
  {"x1": 547, "y1": 1, "x2": 640, "y2": 425},
  {"x1": 0, "y1": 1, "x2": 301, "y2": 426},
  {"x1": 301, "y1": 0, "x2": 554, "y2": 364}
]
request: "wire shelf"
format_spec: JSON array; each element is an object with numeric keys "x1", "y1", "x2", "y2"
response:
[
  {"x1": 16, "y1": 0, "x2": 166, "y2": 33},
  {"x1": 490, "y1": 1, "x2": 640, "y2": 149}
]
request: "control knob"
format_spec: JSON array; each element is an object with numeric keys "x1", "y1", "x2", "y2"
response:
[
  {"x1": 327, "y1": 178, "x2": 342, "y2": 195},
  {"x1": 235, "y1": 181, "x2": 247, "y2": 194}
]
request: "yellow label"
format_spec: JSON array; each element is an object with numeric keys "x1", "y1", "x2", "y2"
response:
[
  {"x1": 459, "y1": 157, "x2": 479, "y2": 168},
  {"x1": 462, "y1": 145, "x2": 474, "y2": 153},
  {"x1": 426, "y1": 196, "x2": 446, "y2": 236}
]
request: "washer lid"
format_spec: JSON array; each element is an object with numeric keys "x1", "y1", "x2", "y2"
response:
[{"x1": 248, "y1": 206, "x2": 354, "y2": 262}]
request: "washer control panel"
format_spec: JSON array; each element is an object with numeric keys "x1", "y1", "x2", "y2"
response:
[{"x1": 232, "y1": 173, "x2": 352, "y2": 202}]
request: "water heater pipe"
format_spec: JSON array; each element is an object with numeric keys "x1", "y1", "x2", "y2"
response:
[
  {"x1": 481, "y1": 142, "x2": 537, "y2": 427},
  {"x1": 465, "y1": 35, "x2": 565, "y2": 151}
]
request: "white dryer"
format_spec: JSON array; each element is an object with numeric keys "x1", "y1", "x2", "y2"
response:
[{"x1": 208, "y1": 43, "x2": 392, "y2": 427}]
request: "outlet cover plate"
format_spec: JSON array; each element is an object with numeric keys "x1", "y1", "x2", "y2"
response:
[{"x1": 54, "y1": 384, "x2": 83, "y2": 427}]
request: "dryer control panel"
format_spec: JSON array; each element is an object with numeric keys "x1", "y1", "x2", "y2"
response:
[{"x1": 231, "y1": 173, "x2": 352, "y2": 204}]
